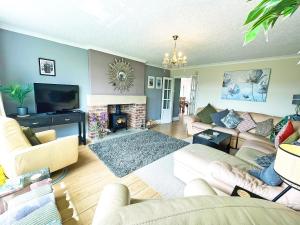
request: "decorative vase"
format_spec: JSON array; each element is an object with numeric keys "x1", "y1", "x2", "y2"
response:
[{"x1": 17, "y1": 107, "x2": 28, "y2": 116}]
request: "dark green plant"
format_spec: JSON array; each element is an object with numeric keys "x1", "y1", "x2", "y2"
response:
[
  {"x1": 244, "y1": 0, "x2": 300, "y2": 44},
  {"x1": 0, "y1": 84, "x2": 33, "y2": 107}
]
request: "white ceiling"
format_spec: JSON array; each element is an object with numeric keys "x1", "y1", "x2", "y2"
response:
[{"x1": 0, "y1": 0, "x2": 299, "y2": 67}]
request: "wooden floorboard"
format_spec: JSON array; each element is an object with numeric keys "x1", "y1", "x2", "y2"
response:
[{"x1": 53, "y1": 117, "x2": 188, "y2": 224}]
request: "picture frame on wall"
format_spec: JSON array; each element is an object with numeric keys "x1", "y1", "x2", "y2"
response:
[
  {"x1": 39, "y1": 58, "x2": 56, "y2": 76},
  {"x1": 156, "y1": 77, "x2": 162, "y2": 89},
  {"x1": 148, "y1": 76, "x2": 155, "y2": 88}
]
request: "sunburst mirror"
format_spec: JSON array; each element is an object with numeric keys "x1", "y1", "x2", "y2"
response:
[{"x1": 108, "y1": 58, "x2": 135, "y2": 93}]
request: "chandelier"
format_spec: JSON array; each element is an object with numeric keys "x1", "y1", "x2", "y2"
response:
[{"x1": 162, "y1": 35, "x2": 187, "y2": 69}]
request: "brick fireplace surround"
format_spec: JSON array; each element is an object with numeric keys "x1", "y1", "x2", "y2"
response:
[{"x1": 87, "y1": 95, "x2": 147, "y2": 139}]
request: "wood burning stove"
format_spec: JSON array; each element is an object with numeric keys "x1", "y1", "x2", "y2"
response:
[{"x1": 109, "y1": 105, "x2": 128, "y2": 132}]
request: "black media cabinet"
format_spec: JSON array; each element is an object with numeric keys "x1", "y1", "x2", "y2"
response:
[{"x1": 9, "y1": 111, "x2": 86, "y2": 145}]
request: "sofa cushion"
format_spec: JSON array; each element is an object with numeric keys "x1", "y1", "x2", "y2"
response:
[
  {"x1": 274, "y1": 121, "x2": 294, "y2": 148},
  {"x1": 196, "y1": 104, "x2": 217, "y2": 124},
  {"x1": 239, "y1": 132, "x2": 273, "y2": 147},
  {"x1": 239, "y1": 140, "x2": 276, "y2": 154},
  {"x1": 221, "y1": 110, "x2": 242, "y2": 129},
  {"x1": 212, "y1": 126, "x2": 239, "y2": 137},
  {"x1": 255, "y1": 118, "x2": 274, "y2": 137},
  {"x1": 283, "y1": 131, "x2": 299, "y2": 144},
  {"x1": 210, "y1": 109, "x2": 229, "y2": 127},
  {"x1": 270, "y1": 117, "x2": 289, "y2": 143},
  {"x1": 255, "y1": 154, "x2": 276, "y2": 168},
  {"x1": 235, "y1": 147, "x2": 268, "y2": 168},
  {"x1": 192, "y1": 122, "x2": 214, "y2": 131},
  {"x1": 237, "y1": 113, "x2": 257, "y2": 132},
  {"x1": 22, "y1": 127, "x2": 41, "y2": 146},
  {"x1": 249, "y1": 162, "x2": 283, "y2": 186}
]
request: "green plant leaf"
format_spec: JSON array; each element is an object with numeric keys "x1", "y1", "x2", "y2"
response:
[{"x1": 244, "y1": 26, "x2": 262, "y2": 45}]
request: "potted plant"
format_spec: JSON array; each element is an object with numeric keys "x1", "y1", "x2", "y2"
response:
[{"x1": 0, "y1": 84, "x2": 33, "y2": 116}]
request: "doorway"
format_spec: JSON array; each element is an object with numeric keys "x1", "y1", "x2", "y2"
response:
[{"x1": 179, "y1": 78, "x2": 192, "y2": 116}]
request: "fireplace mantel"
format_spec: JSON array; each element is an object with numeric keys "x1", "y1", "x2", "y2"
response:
[{"x1": 87, "y1": 95, "x2": 146, "y2": 106}]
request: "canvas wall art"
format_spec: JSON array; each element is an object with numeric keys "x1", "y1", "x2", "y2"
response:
[{"x1": 221, "y1": 68, "x2": 271, "y2": 102}]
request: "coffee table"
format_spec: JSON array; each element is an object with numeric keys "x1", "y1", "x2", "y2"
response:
[{"x1": 192, "y1": 129, "x2": 232, "y2": 153}]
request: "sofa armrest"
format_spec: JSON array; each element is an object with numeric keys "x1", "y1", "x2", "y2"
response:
[
  {"x1": 9, "y1": 136, "x2": 78, "y2": 176},
  {"x1": 92, "y1": 183, "x2": 130, "y2": 225},
  {"x1": 35, "y1": 130, "x2": 56, "y2": 143},
  {"x1": 184, "y1": 179, "x2": 217, "y2": 197}
]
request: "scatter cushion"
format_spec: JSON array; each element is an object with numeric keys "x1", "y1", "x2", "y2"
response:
[
  {"x1": 210, "y1": 109, "x2": 229, "y2": 127},
  {"x1": 255, "y1": 153, "x2": 276, "y2": 168},
  {"x1": 22, "y1": 127, "x2": 41, "y2": 146},
  {"x1": 274, "y1": 121, "x2": 294, "y2": 148},
  {"x1": 236, "y1": 113, "x2": 257, "y2": 132},
  {"x1": 283, "y1": 131, "x2": 300, "y2": 144},
  {"x1": 270, "y1": 117, "x2": 289, "y2": 143},
  {"x1": 196, "y1": 104, "x2": 217, "y2": 124},
  {"x1": 249, "y1": 162, "x2": 283, "y2": 186},
  {"x1": 221, "y1": 110, "x2": 242, "y2": 129},
  {"x1": 255, "y1": 118, "x2": 274, "y2": 137}
]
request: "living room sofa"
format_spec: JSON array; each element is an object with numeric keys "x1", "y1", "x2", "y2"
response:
[
  {"x1": 92, "y1": 181, "x2": 300, "y2": 225},
  {"x1": 173, "y1": 141, "x2": 300, "y2": 210},
  {"x1": 187, "y1": 107, "x2": 300, "y2": 148}
]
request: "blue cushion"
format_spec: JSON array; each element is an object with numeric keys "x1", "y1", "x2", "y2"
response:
[
  {"x1": 255, "y1": 153, "x2": 276, "y2": 168},
  {"x1": 210, "y1": 109, "x2": 229, "y2": 127},
  {"x1": 220, "y1": 110, "x2": 242, "y2": 129},
  {"x1": 249, "y1": 162, "x2": 283, "y2": 186}
]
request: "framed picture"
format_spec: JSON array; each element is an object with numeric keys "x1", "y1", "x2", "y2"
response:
[
  {"x1": 221, "y1": 68, "x2": 271, "y2": 102},
  {"x1": 39, "y1": 58, "x2": 56, "y2": 76},
  {"x1": 156, "y1": 77, "x2": 162, "y2": 89},
  {"x1": 148, "y1": 76, "x2": 155, "y2": 89}
]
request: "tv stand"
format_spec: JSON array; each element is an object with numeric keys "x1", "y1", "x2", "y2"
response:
[{"x1": 9, "y1": 111, "x2": 86, "y2": 145}]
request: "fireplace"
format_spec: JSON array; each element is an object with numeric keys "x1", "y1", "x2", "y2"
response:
[
  {"x1": 87, "y1": 95, "x2": 147, "y2": 139},
  {"x1": 109, "y1": 105, "x2": 128, "y2": 132}
]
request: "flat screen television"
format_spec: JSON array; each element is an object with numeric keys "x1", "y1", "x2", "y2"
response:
[{"x1": 34, "y1": 83, "x2": 79, "y2": 113}]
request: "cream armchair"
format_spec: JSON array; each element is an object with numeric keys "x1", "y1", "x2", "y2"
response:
[
  {"x1": 0, "y1": 116, "x2": 78, "y2": 178},
  {"x1": 92, "y1": 179, "x2": 300, "y2": 225}
]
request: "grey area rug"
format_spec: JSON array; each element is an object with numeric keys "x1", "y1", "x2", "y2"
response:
[{"x1": 89, "y1": 130, "x2": 189, "y2": 177}]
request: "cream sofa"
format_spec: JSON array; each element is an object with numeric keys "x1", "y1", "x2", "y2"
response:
[
  {"x1": 187, "y1": 107, "x2": 300, "y2": 148},
  {"x1": 92, "y1": 181, "x2": 300, "y2": 225},
  {"x1": 0, "y1": 116, "x2": 79, "y2": 178},
  {"x1": 174, "y1": 142, "x2": 300, "y2": 210}
]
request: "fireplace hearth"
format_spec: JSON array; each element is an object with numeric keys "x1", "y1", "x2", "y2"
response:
[{"x1": 109, "y1": 105, "x2": 128, "y2": 132}]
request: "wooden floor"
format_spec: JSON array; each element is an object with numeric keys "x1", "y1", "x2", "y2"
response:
[{"x1": 53, "y1": 117, "x2": 188, "y2": 225}]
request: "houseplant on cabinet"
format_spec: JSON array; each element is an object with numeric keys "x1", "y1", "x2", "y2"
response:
[{"x1": 0, "y1": 84, "x2": 33, "y2": 116}]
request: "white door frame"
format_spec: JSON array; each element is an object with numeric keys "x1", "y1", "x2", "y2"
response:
[{"x1": 160, "y1": 77, "x2": 174, "y2": 124}]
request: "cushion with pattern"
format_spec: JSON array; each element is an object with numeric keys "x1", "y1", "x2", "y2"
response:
[
  {"x1": 255, "y1": 118, "x2": 274, "y2": 137},
  {"x1": 237, "y1": 113, "x2": 257, "y2": 132},
  {"x1": 221, "y1": 110, "x2": 242, "y2": 129}
]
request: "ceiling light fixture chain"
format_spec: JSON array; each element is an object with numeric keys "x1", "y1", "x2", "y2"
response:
[{"x1": 162, "y1": 35, "x2": 187, "y2": 69}]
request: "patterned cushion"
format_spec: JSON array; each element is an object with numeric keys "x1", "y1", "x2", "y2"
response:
[
  {"x1": 221, "y1": 110, "x2": 242, "y2": 129},
  {"x1": 255, "y1": 118, "x2": 274, "y2": 137},
  {"x1": 210, "y1": 109, "x2": 229, "y2": 127},
  {"x1": 196, "y1": 104, "x2": 217, "y2": 124},
  {"x1": 255, "y1": 153, "x2": 276, "y2": 168},
  {"x1": 270, "y1": 117, "x2": 288, "y2": 143},
  {"x1": 274, "y1": 121, "x2": 294, "y2": 148},
  {"x1": 236, "y1": 113, "x2": 257, "y2": 132},
  {"x1": 249, "y1": 161, "x2": 283, "y2": 186},
  {"x1": 283, "y1": 131, "x2": 299, "y2": 144}
]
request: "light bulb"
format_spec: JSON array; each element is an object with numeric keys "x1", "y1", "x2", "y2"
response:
[
  {"x1": 178, "y1": 52, "x2": 182, "y2": 57},
  {"x1": 165, "y1": 53, "x2": 169, "y2": 57}
]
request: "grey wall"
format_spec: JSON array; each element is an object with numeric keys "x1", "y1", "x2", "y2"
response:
[
  {"x1": 0, "y1": 29, "x2": 89, "y2": 136},
  {"x1": 88, "y1": 49, "x2": 145, "y2": 95},
  {"x1": 145, "y1": 65, "x2": 170, "y2": 120},
  {"x1": 173, "y1": 78, "x2": 181, "y2": 118}
]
